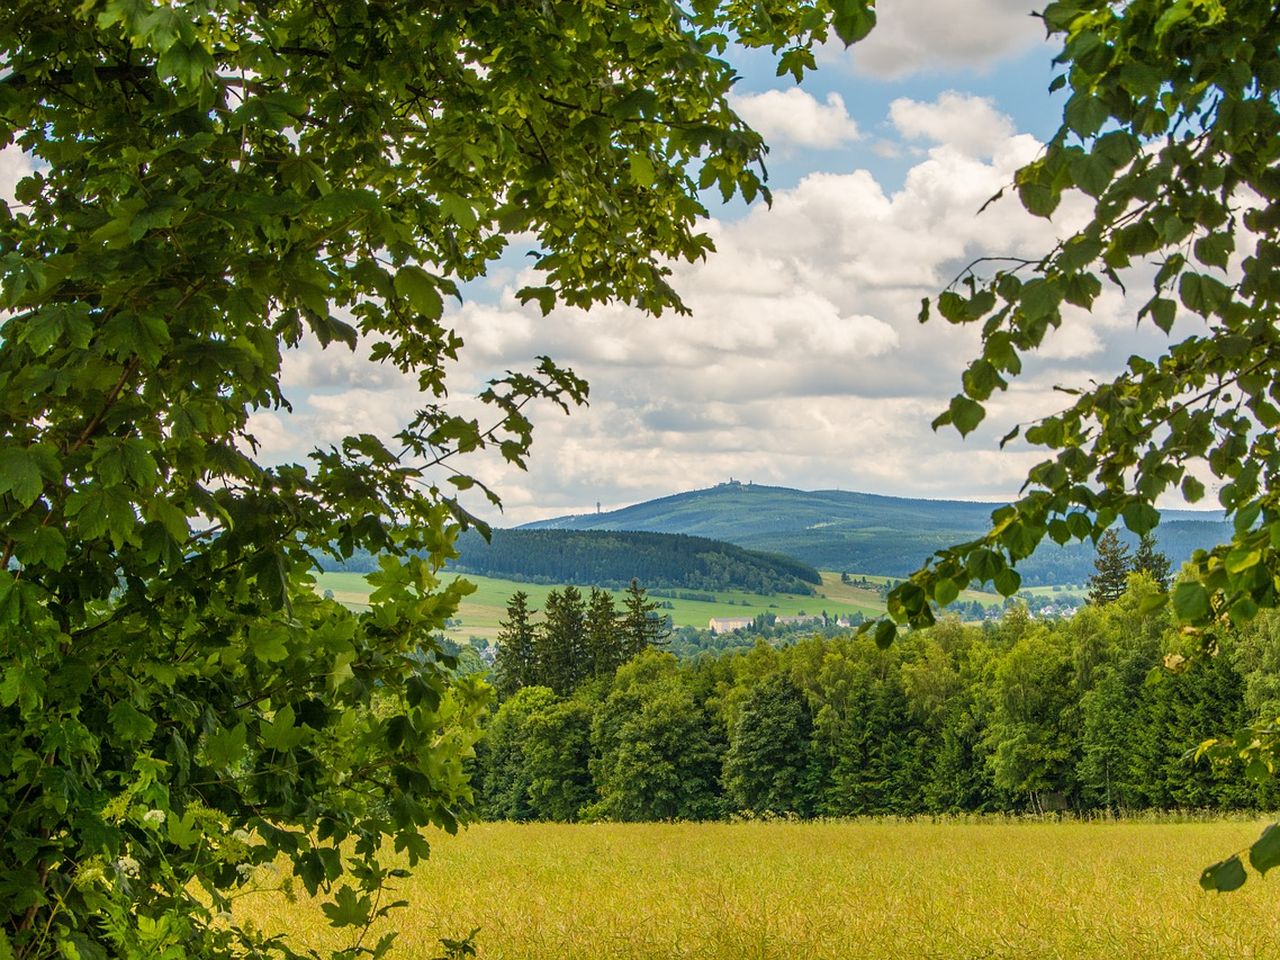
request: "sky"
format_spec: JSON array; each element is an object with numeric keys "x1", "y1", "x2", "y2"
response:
[{"x1": 0, "y1": 3, "x2": 1200, "y2": 527}]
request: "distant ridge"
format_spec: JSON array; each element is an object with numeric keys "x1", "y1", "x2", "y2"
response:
[{"x1": 521, "y1": 482, "x2": 1229, "y2": 585}]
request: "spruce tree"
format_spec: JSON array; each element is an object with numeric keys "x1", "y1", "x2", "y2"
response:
[
  {"x1": 1132, "y1": 532, "x2": 1172, "y2": 591},
  {"x1": 1087, "y1": 530, "x2": 1131, "y2": 606},
  {"x1": 494, "y1": 591, "x2": 537, "y2": 699},
  {"x1": 620, "y1": 579, "x2": 669, "y2": 660},
  {"x1": 585, "y1": 588, "x2": 623, "y2": 678},
  {"x1": 538, "y1": 586, "x2": 588, "y2": 694}
]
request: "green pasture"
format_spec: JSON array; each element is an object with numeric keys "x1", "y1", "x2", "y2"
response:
[
  {"x1": 237, "y1": 819, "x2": 1280, "y2": 960},
  {"x1": 314, "y1": 570, "x2": 885, "y2": 641}
]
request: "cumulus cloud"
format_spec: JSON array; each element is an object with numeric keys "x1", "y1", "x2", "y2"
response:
[
  {"x1": 838, "y1": 0, "x2": 1045, "y2": 79},
  {"x1": 255, "y1": 92, "x2": 1172, "y2": 525},
  {"x1": 890, "y1": 92, "x2": 1017, "y2": 158},
  {"x1": 729, "y1": 88, "x2": 860, "y2": 150}
]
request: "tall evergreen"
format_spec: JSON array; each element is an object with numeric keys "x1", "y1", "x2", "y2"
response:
[
  {"x1": 538, "y1": 586, "x2": 588, "y2": 694},
  {"x1": 493, "y1": 591, "x2": 537, "y2": 699},
  {"x1": 1087, "y1": 529, "x2": 1131, "y2": 606},
  {"x1": 1132, "y1": 532, "x2": 1172, "y2": 590},
  {"x1": 620, "y1": 579, "x2": 668, "y2": 660},
  {"x1": 585, "y1": 588, "x2": 624, "y2": 678}
]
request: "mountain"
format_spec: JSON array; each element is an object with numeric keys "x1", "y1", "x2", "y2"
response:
[
  {"x1": 450, "y1": 528, "x2": 821, "y2": 594},
  {"x1": 521, "y1": 482, "x2": 1230, "y2": 585}
]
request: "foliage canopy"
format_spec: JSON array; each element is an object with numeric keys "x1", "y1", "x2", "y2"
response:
[
  {"x1": 0, "y1": 1, "x2": 873, "y2": 957},
  {"x1": 893, "y1": 0, "x2": 1280, "y2": 890}
]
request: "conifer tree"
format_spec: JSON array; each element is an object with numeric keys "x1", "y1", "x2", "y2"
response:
[
  {"x1": 1087, "y1": 530, "x2": 1131, "y2": 606},
  {"x1": 494, "y1": 591, "x2": 537, "y2": 699},
  {"x1": 538, "y1": 586, "x2": 588, "y2": 694},
  {"x1": 585, "y1": 588, "x2": 623, "y2": 678},
  {"x1": 620, "y1": 579, "x2": 669, "y2": 660},
  {"x1": 1132, "y1": 532, "x2": 1172, "y2": 591}
]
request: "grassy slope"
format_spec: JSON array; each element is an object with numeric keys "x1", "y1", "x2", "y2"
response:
[
  {"x1": 237, "y1": 820, "x2": 1280, "y2": 960},
  {"x1": 315, "y1": 570, "x2": 886, "y2": 641}
]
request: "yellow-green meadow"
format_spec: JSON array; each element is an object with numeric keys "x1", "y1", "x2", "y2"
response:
[
  {"x1": 314, "y1": 570, "x2": 888, "y2": 640},
  {"x1": 238, "y1": 820, "x2": 1280, "y2": 959}
]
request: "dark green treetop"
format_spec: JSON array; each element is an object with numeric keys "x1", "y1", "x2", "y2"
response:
[{"x1": 1087, "y1": 529, "x2": 1132, "y2": 606}]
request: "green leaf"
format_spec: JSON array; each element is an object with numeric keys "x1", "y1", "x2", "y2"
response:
[
  {"x1": 517, "y1": 285, "x2": 557, "y2": 316},
  {"x1": 830, "y1": 0, "x2": 876, "y2": 44},
  {"x1": 0, "y1": 447, "x2": 45, "y2": 507},
  {"x1": 628, "y1": 152, "x2": 655, "y2": 188},
  {"x1": 1172, "y1": 581, "x2": 1211, "y2": 622},
  {"x1": 1138, "y1": 591, "x2": 1169, "y2": 615},
  {"x1": 322, "y1": 885, "x2": 373, "y2": 928},
  {"x1": 873, "y1": 619, "x2": 897, "y2": 650},
  {"x1": 394, "y1": 266, "x2": 444, "y2": 320},
  {"x1": 203, "y1": 723, "x2": 247, "y2": 769},
  {"x1": 167, "y1": 810, "x2": 201, "y2": 849},
  {"x1": 1121, "y1": 502, "x2": 1159, "y2": 535},
  {"x1": 1181, "y1": 475, "x2": 1206, "y2": 503},
  {"x1": 260, "y1": 704, "x2": 309, "y2": 751},
  {"x1": 1249, "y1": 823, "x2": 1280, "y2": 876},
  {"x1": 0, "y1": 663, "x2": 28, "y2": 708},
  {"x1": 439, "y1": 192, "x2": 478, "y2": 230},
  {"x1": 14, "y1": 526, "x2": 67, "y2": 570},
  {"x1": 109, "y1": 701, "x2": 157, "y2": 743},
  {"x1": 1200, "y1": 855, "x2": 1247, "y2": 892},
  {"x1": 249, "y1": 623, "x2": 290, "y2": 663},
  {"x1": 993, "y1": 568, "x2": 1022, "y2": 597},
  {"x1": 933, "y1": 578, "x2": 960, "y2": 606},
  {"x1": 948, "y1": 396, "x2": 986, "y2": 437}
]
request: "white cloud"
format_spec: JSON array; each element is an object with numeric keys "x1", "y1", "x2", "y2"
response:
[
  {"x1": 890, "y1": 92, "x2": 1017, "y2": 158},
  {"x1": 729, "y1": 88, "x2": 860, "y2": 150},
  {"x1": 0, "y1": 146, "x2": 36, "y2": 204},
  {"x1": 255, "y1": 92, "x2": 1172, "y2": 526},
  {"x1": 838, "y1": 0, "x2": 1045, "y2": 79}
]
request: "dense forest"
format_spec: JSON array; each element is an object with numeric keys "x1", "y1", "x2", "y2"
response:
[
  {"x1": 327, "y1": 528, "x2": 822, "y2": 594},
  {"x1": 476, "y1": 574, "x2": 1280, "y2": 821}
]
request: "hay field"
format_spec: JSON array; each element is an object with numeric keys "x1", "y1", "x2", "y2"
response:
[{"x1": 237, "y1": 820, "x2": 1280, "y2": 959}]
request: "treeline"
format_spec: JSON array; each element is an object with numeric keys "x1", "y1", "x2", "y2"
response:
[
  {"x1": 475, "y1": 575, "x2": 1280, "y2": 821},
  {"x1": 492, "y1": 581, "x2": 669, "y2": 697},
  {"x1": 451, "y1": 529, "x2": 821, "y2": 594}
]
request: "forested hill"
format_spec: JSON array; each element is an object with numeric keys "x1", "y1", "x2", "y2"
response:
[
  {"x1": 521, "y1": 482, "x2": 1231, "y2": 586},
  {"x1": 450, "y1": 528, "x2": 821, "y2": 595}
]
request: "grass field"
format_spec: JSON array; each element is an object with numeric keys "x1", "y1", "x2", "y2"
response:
[
  {"x1": 237, "y1": 820, "x2": 1280, "y2": 959},
  {"x1": 314, "y1": 571, "x2": 888, "y2": 640}
]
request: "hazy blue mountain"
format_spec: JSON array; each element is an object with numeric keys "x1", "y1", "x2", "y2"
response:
[{"x1": 521, "y1": 481, "x2": 1229, "y2": 585}]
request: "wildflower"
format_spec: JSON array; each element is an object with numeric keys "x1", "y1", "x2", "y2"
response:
[{"x1": 115, "y1": 856, "x2": 141, "y2": 877}]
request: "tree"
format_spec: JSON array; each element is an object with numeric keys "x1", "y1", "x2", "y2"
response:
[
  {"x1": 870, "y1": 0, "x2": 1280, "y2": 887},
  {"x1": 536, "y1": 586, "x2": 587, "y2": 695},
  {"x1": 1087, "y1": 529, "x2": 1131, "y2": 606},
  {"x1": 586, "y1": 651, "x2": 723, "y2": 822},
  {"x1": 0, "y1": 1, "x2": 876, "y2": 956},
  {"x1": 723, "y1": 674, "x2": 815, "y2": 816},
  {"x1": 494, "y1": 591, "x2": 537, "y2": 699},
  {"x1": 584, "y1": 587, "x2": 623, "y2": 679},
  {"x1": 1133, "y1": 532, "x2": 1173, "y2": 591},
  {"x1": 620, "y1": 579, "x2": 669, "y2": 660},
  {"x1": 478, "y1": 686, "x2": 560, "y2": 822}
]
